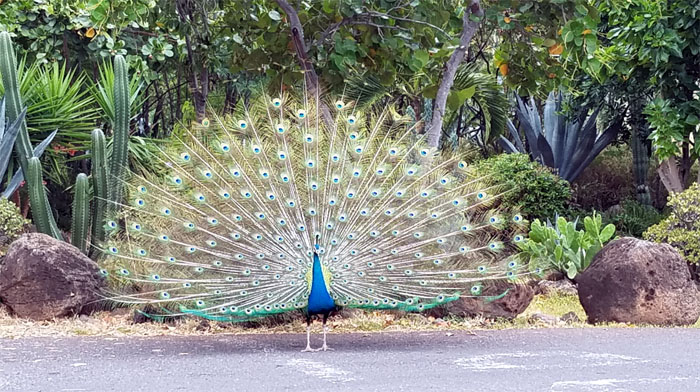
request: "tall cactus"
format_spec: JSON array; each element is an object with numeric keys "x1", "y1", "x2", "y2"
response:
[
  {"x1": 0, "y1": 32, "x2": 61, "y2": 239},
  {"x1": 0, "y1": 32, "x2": 31, "y2": 173},
  {"x1": 26, "y1": 157, "x2": 61, "y2": 238},
  {"x1": 71, "y1": 173, "x2": 91, "y2": 254},
  {"x1": 108, "y1": 55, "x2": 130, "y2": 212},
  {"x1": 631, "y1": 130, "x2": 651, "y2": 205},
  {"x1": 90, "y1": 128, "x2": 108, "y2": 249}
]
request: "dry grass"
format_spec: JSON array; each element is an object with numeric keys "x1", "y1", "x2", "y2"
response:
[{"x1": 1, "y1": 293, "x2": 697, "y2": 339}]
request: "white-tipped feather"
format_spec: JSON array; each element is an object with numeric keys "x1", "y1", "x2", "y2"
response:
[{"x1": 99, "y1": 93, "x2": 528, "y2": 320}]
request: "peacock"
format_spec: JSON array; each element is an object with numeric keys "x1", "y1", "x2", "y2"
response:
[{"x1": 98, "y1": 92, "x2": 532, "y2": 351}]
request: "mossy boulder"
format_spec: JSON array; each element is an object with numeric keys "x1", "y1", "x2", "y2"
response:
[{"x1": 577, "y1": 237, "x2": 700, "y2": 326}]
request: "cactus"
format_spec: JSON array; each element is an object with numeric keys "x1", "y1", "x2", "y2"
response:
[
  {"x1": 108, "y1": 55, "x2": 130, "y2": 212},
  {"x1": 90, "y1": 128, "x2": 108, "y2": 249},
  {"x1": 0, "y1": 33, "x2": 61, "y2": 239},
  {"x1": 71, "y1": 173, "x2": 91, "y2": 254},
  {"x1": 631, "y1": 129, "x2": 651, "y2": 205},
  {"x1": 26, "y1": 157, "x2": 61, "y2": 239},
  {"x1": 0, "y1": 32, "x2": 32, "y2": 171}
]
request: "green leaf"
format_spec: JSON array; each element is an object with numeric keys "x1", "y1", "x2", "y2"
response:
[
  {"x1": 554, "y1": 244, "x2": 563, "y2": 262},
  {"x1": 422, "y1": 85, "x2": 438, "y2": 99},
  {"x1": 599, "y1": 224, "x2": 615, "y2": 242},
  {"x1": 268, "y1": 10, "x2": 282, "y2": 21},
  {"x1": 457, "y1": 85, "x2": 476, "y2": 101},
  {"x1": 565, "y1": 262, "x2": 578, "y2": 279},
  {"x1": 414, "y1": 50, "x2": 429, "y2": 67}
]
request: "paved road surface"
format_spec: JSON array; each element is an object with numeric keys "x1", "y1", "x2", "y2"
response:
[{"x1": 1, "y1": 328, "x2": 698, "y2": 391}]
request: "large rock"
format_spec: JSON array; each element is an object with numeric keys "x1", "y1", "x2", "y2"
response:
[
  {"x1": 0, "y1": 233, "x2": 105, "y2": 320},
  {"x1": 577, "y1": 237, "x2": 700, "y2": 326},
  {"x1": 426, "y1": 281, "x2": 534, "y2": 320}
]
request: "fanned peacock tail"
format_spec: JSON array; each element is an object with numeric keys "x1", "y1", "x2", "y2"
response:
[{"x1": 98, "y1": 92, "x2": 532, "y2": 322}]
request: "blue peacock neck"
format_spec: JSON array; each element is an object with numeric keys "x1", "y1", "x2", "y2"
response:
[{"x1": 307, "y1": 251, "x2": 335, "y2": 315}]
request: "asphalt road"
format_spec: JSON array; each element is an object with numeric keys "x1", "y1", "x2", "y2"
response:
[{"x1": 1, "y1": 328, "x2": 699, "y2": 392}]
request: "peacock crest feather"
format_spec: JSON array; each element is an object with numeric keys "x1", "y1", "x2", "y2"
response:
[{"x1": 98, "y1": 92, "x2": 531, "y2": 325}]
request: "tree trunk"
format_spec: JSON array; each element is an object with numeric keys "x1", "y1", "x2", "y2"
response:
[
  {"x1": 275, "y1": 0, "x2": 334, "y2": 128},
  {"x1": 177, "y1": 0, "x2": 209, "y2": 123},
  {"x1": 426, "y1": 0, "x2": 484, "y2": 148},
  {"x1": 658, "y1": 158, "x2": 685, "y2": 193}
]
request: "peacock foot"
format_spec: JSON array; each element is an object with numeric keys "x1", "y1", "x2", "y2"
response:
[
  {"x1": 301, "y1": 346, "x2": 316, "y2": 353},
  {"x1": 315, "y1": 345, "x2": 333, "y2": 352}
]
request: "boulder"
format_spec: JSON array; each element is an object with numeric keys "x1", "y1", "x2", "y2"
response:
[
  {"x1": 577, "y1": 237, "x2": 700, "y2": 326},
  {"x1": 426, "y1": 281, "x2": 534, "y2": 320},
  {"x1": 0, "y1": 233, "x2": 105, "y2": 320}
]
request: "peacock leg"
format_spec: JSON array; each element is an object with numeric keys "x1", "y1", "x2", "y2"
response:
[
  {"x1": 316, "y1": 313, "x2": 333, "y2": 351},
  {"x1": 301, "y1": 316, "x2": 315, "y2": 352}
]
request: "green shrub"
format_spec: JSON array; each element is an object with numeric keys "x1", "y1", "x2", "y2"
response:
[
  {"x1": 0, "y1": 198, "x2": 29, "y2": 253},
  {"x1": 644, "y1": 183, "x2": 700, "y2": 266},
  {"x1": 475, "y1": 153, "x2": 571, "y2": 220},
  {"x1": 605, "y1": 199, "x2": 665, "y2": 238},
  {"x1": 518, "y1": 212, "x2": 616, "y2": 280}
]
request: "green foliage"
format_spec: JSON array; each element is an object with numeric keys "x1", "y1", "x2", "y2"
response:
[
  {"x1": 605, "y1": 199, "x2": 664, "y2": 238},
  {"x1": 71, "y1": 173, "x2": 91, "y2": 254},
  {"x1": 644, "y1": 183, "x2": 700, "y2": 265},
  {"x1": 519, "y1": 213, "x2": 616, "y2": 280},
  {"x1": 89, "y1": 59, "x2": 143, "y2": 128},
  {"x1": 475, "y1": 153, "x2": 571, "y2": 220},
  {"x1": 568, "y1": 1, "x2": 700, "y2": 183},
  {"x1": 0, "y1": 58, "x2": 97, "y2": 148},
  {"x1": 0, "y1": 198, "x2": 29, "y2": 245},
  {"x1": 645, "y1": 97, "x2": 696, "y2": 162},
  {"x1": 485, "y1": 0, "x2": 594, "y2": 94}
]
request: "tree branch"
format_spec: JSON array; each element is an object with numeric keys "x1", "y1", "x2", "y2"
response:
[
  {"x1": 426, "y1": 0, "x2": 484, "y2": 148},
  {"x1": 275, "y1": 0, "x2": 334, "y2": 128},
  {"x1": 310, "y1": 13, "x2": 410, "y2": 48}
]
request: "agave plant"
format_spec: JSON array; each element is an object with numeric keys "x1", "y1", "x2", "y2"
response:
[
  {"x1": 0, "y1": 97, "x2": 58, "y2": 199},
  {"x1": 0, "y1": 99, "x2": 25, "y2": 188},
  {"x1": 500, "y1": 91, "x2": 621, "y2": 182}
]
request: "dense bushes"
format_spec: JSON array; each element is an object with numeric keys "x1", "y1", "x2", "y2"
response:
[
  {"x1": 475, "y1": 153, "x2": 571, "y2": 220},
  {"x1": 644, "y1": 183, "x2": 700, "y2": 267},
  {"x1": 0, "y1": 198, "x2": 29, "y2": 254},
  {"x1": 572, "y1": 146, "x2": 667, "y2": 211},
  {"x1": 605, "y1": 199, "x2": 665, "y2": 238}
]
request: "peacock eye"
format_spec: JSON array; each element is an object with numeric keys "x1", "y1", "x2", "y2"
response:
[
  {"x1": 335, "y1": 100, "x2": 345, "y2": 109},
  {"x1": 272, "y1": 98, "x2": 282, "y2": 107},
  {"x1": 238, "y1": 120, "x2": 248, "y2": 129}
]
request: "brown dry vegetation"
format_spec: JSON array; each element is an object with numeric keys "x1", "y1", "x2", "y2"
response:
[{"x1": 1, "y1": 293, "x2": 697, "y2": 339}]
